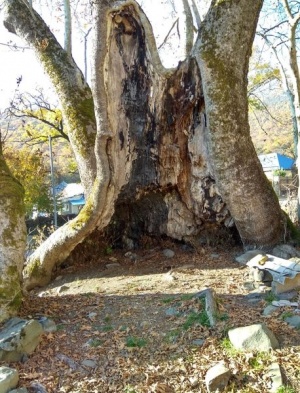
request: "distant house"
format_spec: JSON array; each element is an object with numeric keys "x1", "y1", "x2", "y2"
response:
[
  {"x1": 258, "y1": 153, "x2": 297, "y2": 197},
  {"x1": 258, "y1": 153, "x2": 295, "y2": 179},
  {"x1": 56, "y1": 182, "x2": 85, "y2": 216}
]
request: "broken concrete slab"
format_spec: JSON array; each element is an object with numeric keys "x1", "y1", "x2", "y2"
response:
[
  {"x1": 272, "y1": 275, "x2": 300, "y2": 294},
  {"x1": 247, "y1": 254, "x2": 300, "y2": 294}
]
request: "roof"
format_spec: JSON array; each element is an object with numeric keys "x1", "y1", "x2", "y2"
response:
[
  {"x1": 258, "y1": 153, "x2": 294, "y2": 171},
  {"x1": 60, "y1": 183, "x2": 84, "y2": 198},
  {"x1": 54, "y1": 181, "x2": 68, "y2": 194},
  {"x1": 69, "y1": 197, "x2": 85, "y2": 206}
]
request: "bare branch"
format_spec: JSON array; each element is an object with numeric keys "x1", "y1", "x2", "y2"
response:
[
  {"x1": 182, "y1": 0, "x2": 194, "y2": 55},
  {"x1": 191, "y1": 0, "x2": 201, "y2": 28},
  {"x1": 158, "y1": 18, "x2": 179, "y2": 50}
]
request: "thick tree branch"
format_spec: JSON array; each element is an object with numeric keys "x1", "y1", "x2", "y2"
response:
[{"x1": 3, "y1": 0, "x2": 97, "y2": 193}]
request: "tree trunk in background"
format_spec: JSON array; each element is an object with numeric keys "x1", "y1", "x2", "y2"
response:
[
  {"x1": 0, "y1": 144, "x2": 26, "y2": 322},
  {"x1": 3, "y1": 0, "x2": 286, "y2": 290}
]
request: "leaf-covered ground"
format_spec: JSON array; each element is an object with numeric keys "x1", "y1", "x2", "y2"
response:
[{"x1": 6, "y1": 243, "x2": 300, "y2": 392}]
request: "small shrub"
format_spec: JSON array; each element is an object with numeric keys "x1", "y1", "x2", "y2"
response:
[{"x1": 273, "y1": 169, "x2": 286, "y2": 177}]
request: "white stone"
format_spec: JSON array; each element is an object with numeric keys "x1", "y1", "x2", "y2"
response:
[
  {"x1": 228, "y1": 323, "x2": 279, "y2": 351},
  {"x1": 163, "y1": 249, "x2": 175, "y2": 258},
  {"x1": 0, "y1": 318, "x2": 43, "y2": 362},
  {"x1": 205, "y1": 362, "x2": 231, "y2": 392},
  {"x1": 0, "y1": 367, "x2": 19, "y2": 393},
  {"x1": 266, "y1": 363, "x2": 283, "y2": 393}
]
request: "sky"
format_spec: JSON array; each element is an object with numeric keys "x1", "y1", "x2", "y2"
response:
[
  {"x1": 0, "y1": 0, "x2": 188, "y2": 112},
  {"x1": 0, "y1": 18, "x2": 55, "y2": 110}
]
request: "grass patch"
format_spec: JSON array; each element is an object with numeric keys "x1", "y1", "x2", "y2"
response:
[
  {"x1": 276, "y1": 387, "x2": 297, "y2": 393},
  {"x1": 161, "y1": 296, "x2": 176, "y2": 304},
  {"x1": 220, "y1": 337, "x2": 240, "y2": 356},
  {"x1": 102, "y1": 324, "x2": 113, "y2": 332},
  {"x1": 165, "y1": 328, "x2": 181, "y2": 343},
  {"x1": 215, "y1": 312, "x2": 229, "y2": 321},
  {"x1": 248, "y1": 352, "x2": 271, "y2": 371},
  {"x1": 281, "y1": 311, "x2": 294, "y2": 320},
  {"x1": 182, "y1": 310, "x2": 210, "y2": 330},
  {"x1": 265, "y1": 291, "x2": 278, "y2": 304},
  {"x1": 180, "y1": 293, "x2": 195, "y2": 301},
  {"x1": 89, "y1": 338, "x2": 102, "y2": 347},
  {"x1": 126, "y1": 336, "x2": 147, "y2": 348}
]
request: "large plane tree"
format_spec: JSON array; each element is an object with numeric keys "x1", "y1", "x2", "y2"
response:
[{"x1": 2, "y1": 0, "x2": 286, "y2": 292}]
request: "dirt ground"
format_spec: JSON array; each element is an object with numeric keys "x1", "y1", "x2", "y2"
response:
[{"x1": 6, "y1": 242, "x2": 300, "y2": 392}]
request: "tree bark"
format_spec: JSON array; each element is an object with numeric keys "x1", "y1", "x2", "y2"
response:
[
  {"x1": 0, "y1": 145, "x2": 26, "y2": 322},
  {"x1": 196, "y1": 0, "x2": 285, "y2": 248},
  {"x1": 3, "y1": 0, "x2": 286, "y2": 290},
  {"x1": 3, "y1": 0, "x2": 97, "y2": 194}
]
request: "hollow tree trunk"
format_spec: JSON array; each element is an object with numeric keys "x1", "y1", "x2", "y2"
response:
[
  {"x1": 0, "y1": 145, "x2": 26, "y2": 322},
  {"x1": 3, "y1": 0, "x2": 285, "y2": 290}
]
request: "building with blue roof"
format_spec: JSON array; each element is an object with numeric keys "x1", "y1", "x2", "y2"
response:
[{"x1": 258, "y1": 153, "x2": 295, "y2": 178}]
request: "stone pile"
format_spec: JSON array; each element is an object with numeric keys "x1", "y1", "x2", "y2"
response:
[{"x1": 0, "y1": 317, "x2": 56, "y2": 393}]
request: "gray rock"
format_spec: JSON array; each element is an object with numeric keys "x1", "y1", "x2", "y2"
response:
[
  {"x1": 0, "y1": 318, "x2": 43, "y2": 362},
  {"x1": 124, "y1": 252, "x2": 138, "y2": 262},
  {"x1": 37, "y1": 317, "x2": 57, "y2": 333},
  {"x1": 285, "y1": 315, "x2": 300, "y2": 328},
  {"x1": 56, "y1": 285, "x2": 69, "y2": 294},
  {"x1": 210, "y1": 254, "x2": 220, "y2": 259},
  {"x1": 0, "y1": 367, "x2": 19, "y2": 393},
  {"x1": 29, "y1": 381, "x2": 47, "y2": 393},
  {"x1": 228, "y1": 323, "x2": 279, "y2": 351},
  {"x1": 243, "y1": 281, "x2": 256, "y2": 291},
  {"x1": 235, "y1": 250, "x2": 264, "y2": 265},
  {"x1": 56, "y1": 354, "x2": 80, "y2": 371},
  {"x1": 105, "y1": 263, "x2": 121, "y2": 269},
  {"x1": 266, "y1": 363, "x2": 283, "y2": 393},
  {"x1": 205, "y1": 362, "x2": 231, "y2": 392},
  {"x1": 249, "y1": 267, "x2": 264, "y2": 282},
  {"x1": 245, "y1": 292, "x2": 264, "y2": 301},
  {"x1": 163, "y1": 249, "x2": 175, "y2": 258},
  {"x1": 263, "y1": 305, "x2": 278, "y2": 317},
  {"x1": 249, "y1": 267, "x2": 273, "y2": 283},
  {"x1": 165, "y1": 307, "x2": 180, "y2": 316},
  {"x1": 272, "y1": 244, "x2": 300, "y2": 260},
  {"x1": 191, "y1": 339, "x2": 205, "y2": 346},
  {"x1": 277, "y1": 290, "x2": 298, "y2": 300},
  {"x1": 81, "y1": 359, "x2": 97, "y2": 368},
  {"x1": 9, "y1": 389, "x2": 28, "y2": 393}
]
